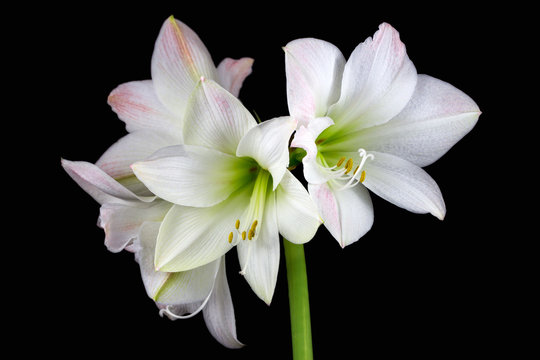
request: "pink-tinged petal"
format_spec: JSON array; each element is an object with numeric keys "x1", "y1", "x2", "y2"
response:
[
  {"x1": 108, "y1": 80, "x2": 182, "y2": 134},
  {"x1": 217, "y1": 57, "x2": 254, "y2": 97},
  {"x1": 309, "y1": 181, "x2": 373, "y2": 248},
  {"x1": 183, "y1": 79, "x2": 257, "y2": 155},
  {"x1": 151, "y1": 16, "x2": 217, "y2": 116},
  {"x1": 96, "y1": 130, "x2": 180, "y2": 180},
  {"x1": 98, "y1": 200, "x2": 172, "y2": 253},
  {"x1": 363, "y1": 151, "x2": 446, "y2": 219},
  {"x1": 328, "y1": 23, "x2": 417, "y2": 133},
  {"x1": 354, "y1": 74, "x2": 481, "y2": 167},
  {"x1": 61, "y1": 159, "x2": 156, "y2": 205},
  {"x1": 203, "y1": 257, "x2": 244, "y2": 349},
  {"x1": 284, "y1": 38, "x2": 346, "y2": 128}
]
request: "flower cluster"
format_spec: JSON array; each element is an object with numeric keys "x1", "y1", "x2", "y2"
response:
[{"x1": 62, "y1": 16, "x2": 480, "y2": 348}]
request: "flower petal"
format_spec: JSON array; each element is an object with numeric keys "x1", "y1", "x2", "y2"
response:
[
  {"x1": 135, "y1": 222, "x2": 220, "y2": 305},
  {"x1": 96, "y1": 130, "x2": 180, "y2": 180},
  {"x1": 276, "y1": 170, "x2": 322, "y2": 244},
  {"x1": 155, "y1": 186, "x2": 252, "y2": 272},
  {"x1": 362, "y1": 151, "x2": 446, "y2": 219},
  {"x1": 216, "y1": 57, "x2": 254, "y2": 97},
  {"x1": 328, "y1": 23, "x2": 417, "y2": 133},
  {"x1": 203, "y1": 257, "x2": 244, "y2": 349},
  {"x1": 132, "y1": 145, "x2": 256, "y2": 207},
  {"x1": 351, "y1": 74, "x2": 481, "y2": 167},
  {"x1": 183, "y1": 79, "x2": 257, "y2": 155},
  {"x1": 99, "y1": 200, "x2": 172, "y2": 253},
  {"x1": 236, "y1": 116, "x2": 297, "y2": 189},
  {"x1": 237, "y1": 190, "x2": 280, "y2": 304},
  {"x1": 291, "y1": 116, "x2": 334, "y2": 162},
  {"x1": 151, "y1": 17, "x2": 217, "y2": 116},
  {"x1": 284, "y1": 38, "x2": 345, "y2": 127},
  {"x1": 61, "y1": 159, "x2": 155, "y2": 204},
  {"x1": 308, "y1": 181, "x2": 374, "y2": 247},
  {"x1": 107, "y1": 80, "x2": 182, "y2": 134}
]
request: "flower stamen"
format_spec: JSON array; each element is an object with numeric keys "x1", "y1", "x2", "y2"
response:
[{"x1": 319, "y1": 148, "x2": 374, "y2": 191}]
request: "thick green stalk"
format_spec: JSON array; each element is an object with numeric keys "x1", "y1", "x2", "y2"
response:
[{"x1": 283, "y1": 240, "x2": 313, "y2": 360}]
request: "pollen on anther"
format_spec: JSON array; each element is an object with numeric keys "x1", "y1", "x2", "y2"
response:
[
  {"x1": 228, "y1": 232, "x2": 234, "y2": 243},
  {"x1": 344, "y1": 158, "x2": 353, "y2": 174},
  {"x1": 235, "y1": 219, "x2": 240, "y2": 230},
  {"x1": 359, "y1": 170, "x2": 366, "y2": 183},
  {"x1": 353, "y1": 165, "x2": 360, "y2": 175},
  {"x1": 248, "y1": 229, "x2": 255, "y2": 240},
  {"x1": 250, "y1": 220, "x2": 258, "y2": 232},
  {"x1": 336, "y1": 157, "x2": 346, "y2": 167},
  {"x1": 241, "y1": 231, "x2": 246, "y2": 240}
]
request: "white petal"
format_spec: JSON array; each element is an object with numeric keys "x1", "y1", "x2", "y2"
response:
[
  {"x1": 291, "y1": 117, "x2": 334, "y2": 161},
  {"x1": 183, "y1": 79, "x2": 257, "y2": 155},
  {"x1": 61, "y1": 159, "x2": 155, "y2": 204},
  {"x1": 328, "y1": 23, "x2": 417, "y2": 133},
  {"x1": 363, "y1": 151, "x2": 446, "y2": 219},
  {"x1": 107, "y1": 80, "x2": 182, "y2": 134},
  {"x1": 353, "y1": 74, "x2": 481, "y2": 167},
  {"x1": 155, "y1": 186, "x2": 251, "y2": 272},
  {"x1": 203, "y1": 257, "x2": 244, "y2": 349},
  {"x1": 135, "y1": 221, "x2": 221, "y2": 306},
  {"x1": 216, "y1": 57, "x2": 254, "y2": 97},
  {"x1": 151, "y1": 17, "x2": 217, "y2": 116},
  {"x1": 99, "y1": 200, "x2": 172, "y2": 253},
  {"x1": 237, "y1": 190, "x2": 280, "y2": 305},
  {"x1": 276, "y1": 170, "x2": 322, "y2": 244},
  {"x1": 132, "y1": 145, "x2": 256, "y2": 207},
  {"x1": 236, "y1": 116, "x2": 297, "y2": 189},
  {"x1": 284, "y1": 38, "x2": 345, "y2": 127},
  {"x1": 309, "y1": 181, "x2": 374, "y2": 247},
  {"x1": 96, "y1": 130, "x2": 180, "y2": 180}
]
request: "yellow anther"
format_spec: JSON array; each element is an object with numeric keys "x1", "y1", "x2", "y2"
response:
[
  {"x1": 344, "y1": 158, "x2": 353, "y2": 174},
  {"x1": 228, "y1": 232, "x2": 234, "y2": 243},
  {"x1": 235, "y1": 219, "x2": 240, "y2": 230},
  {"x1": 250, "y1": 220, "x2": 258, "y2": 232},
  {"x1": 248, "y1": 229, "x2": 255, "y2": 240},
  {"x1": 359, "y1": 170, "x2": 366, "y2": 183},
  {"x1": 241, "y1": 231, "x2": 246, "y2": 240},
  {"x1": 336, "y1": 157, "x2": 346, "y2": 167},
  {"x1": 353, "y1": 165, "x2": 360, "y2": 175}
]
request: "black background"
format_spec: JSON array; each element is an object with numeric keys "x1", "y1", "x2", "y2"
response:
[{"x1": 22, "y1": 2, "x2": 527, "y2": 358}]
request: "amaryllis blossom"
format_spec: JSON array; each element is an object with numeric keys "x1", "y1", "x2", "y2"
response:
[
  {"x1": 61, "y1": 161, "x2": 242, "y2": 348},
  {"x1": 285, "y1": 23, "x2": 481, "y2": 247},
  {"x1": 62, "y1": 15, "x2": 254, "y2": 347},
  {"x1": 132, "y1": 78, "x2": 322, "y2": 305}
]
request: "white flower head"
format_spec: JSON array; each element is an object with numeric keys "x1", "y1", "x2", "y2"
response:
[
  {"x1": 285, "y1": 23, "x2": 481, "y2": 247},
  {"x1": 132, "y1": 78, "x2": 322, "y2": 304},
  {"x1": 62, "y1": 16, "x2": 255, "y2": 348}
]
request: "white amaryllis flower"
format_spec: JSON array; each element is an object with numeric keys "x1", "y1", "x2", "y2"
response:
[
  {"x1": 132, "y1": 78, "x2": 322, "y2": 305},
  {"x1": 285, "y1": 23, "x2": 481, "y2": 247},
  {"x1": 61, "y1": 161, "x2": 242, "y2": 348},
  {"x1": 61, "y1": 16, "x2": 253, "y2": 348}
]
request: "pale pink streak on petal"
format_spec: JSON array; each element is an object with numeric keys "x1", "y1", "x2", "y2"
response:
[
  {"x1": 217, "y1": 57, "x2": 254, "y2": 97},
  {"x1": 151, "y1": 17, "x2": 217, "y2": 116},
  {"x1": 107, "y1": 80, "x2": 181, "y2": 134}
]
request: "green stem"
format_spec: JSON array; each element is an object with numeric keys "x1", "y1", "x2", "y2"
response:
[{"x1": 283, "y1": 239, "x2": 313, "y2": 360}]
